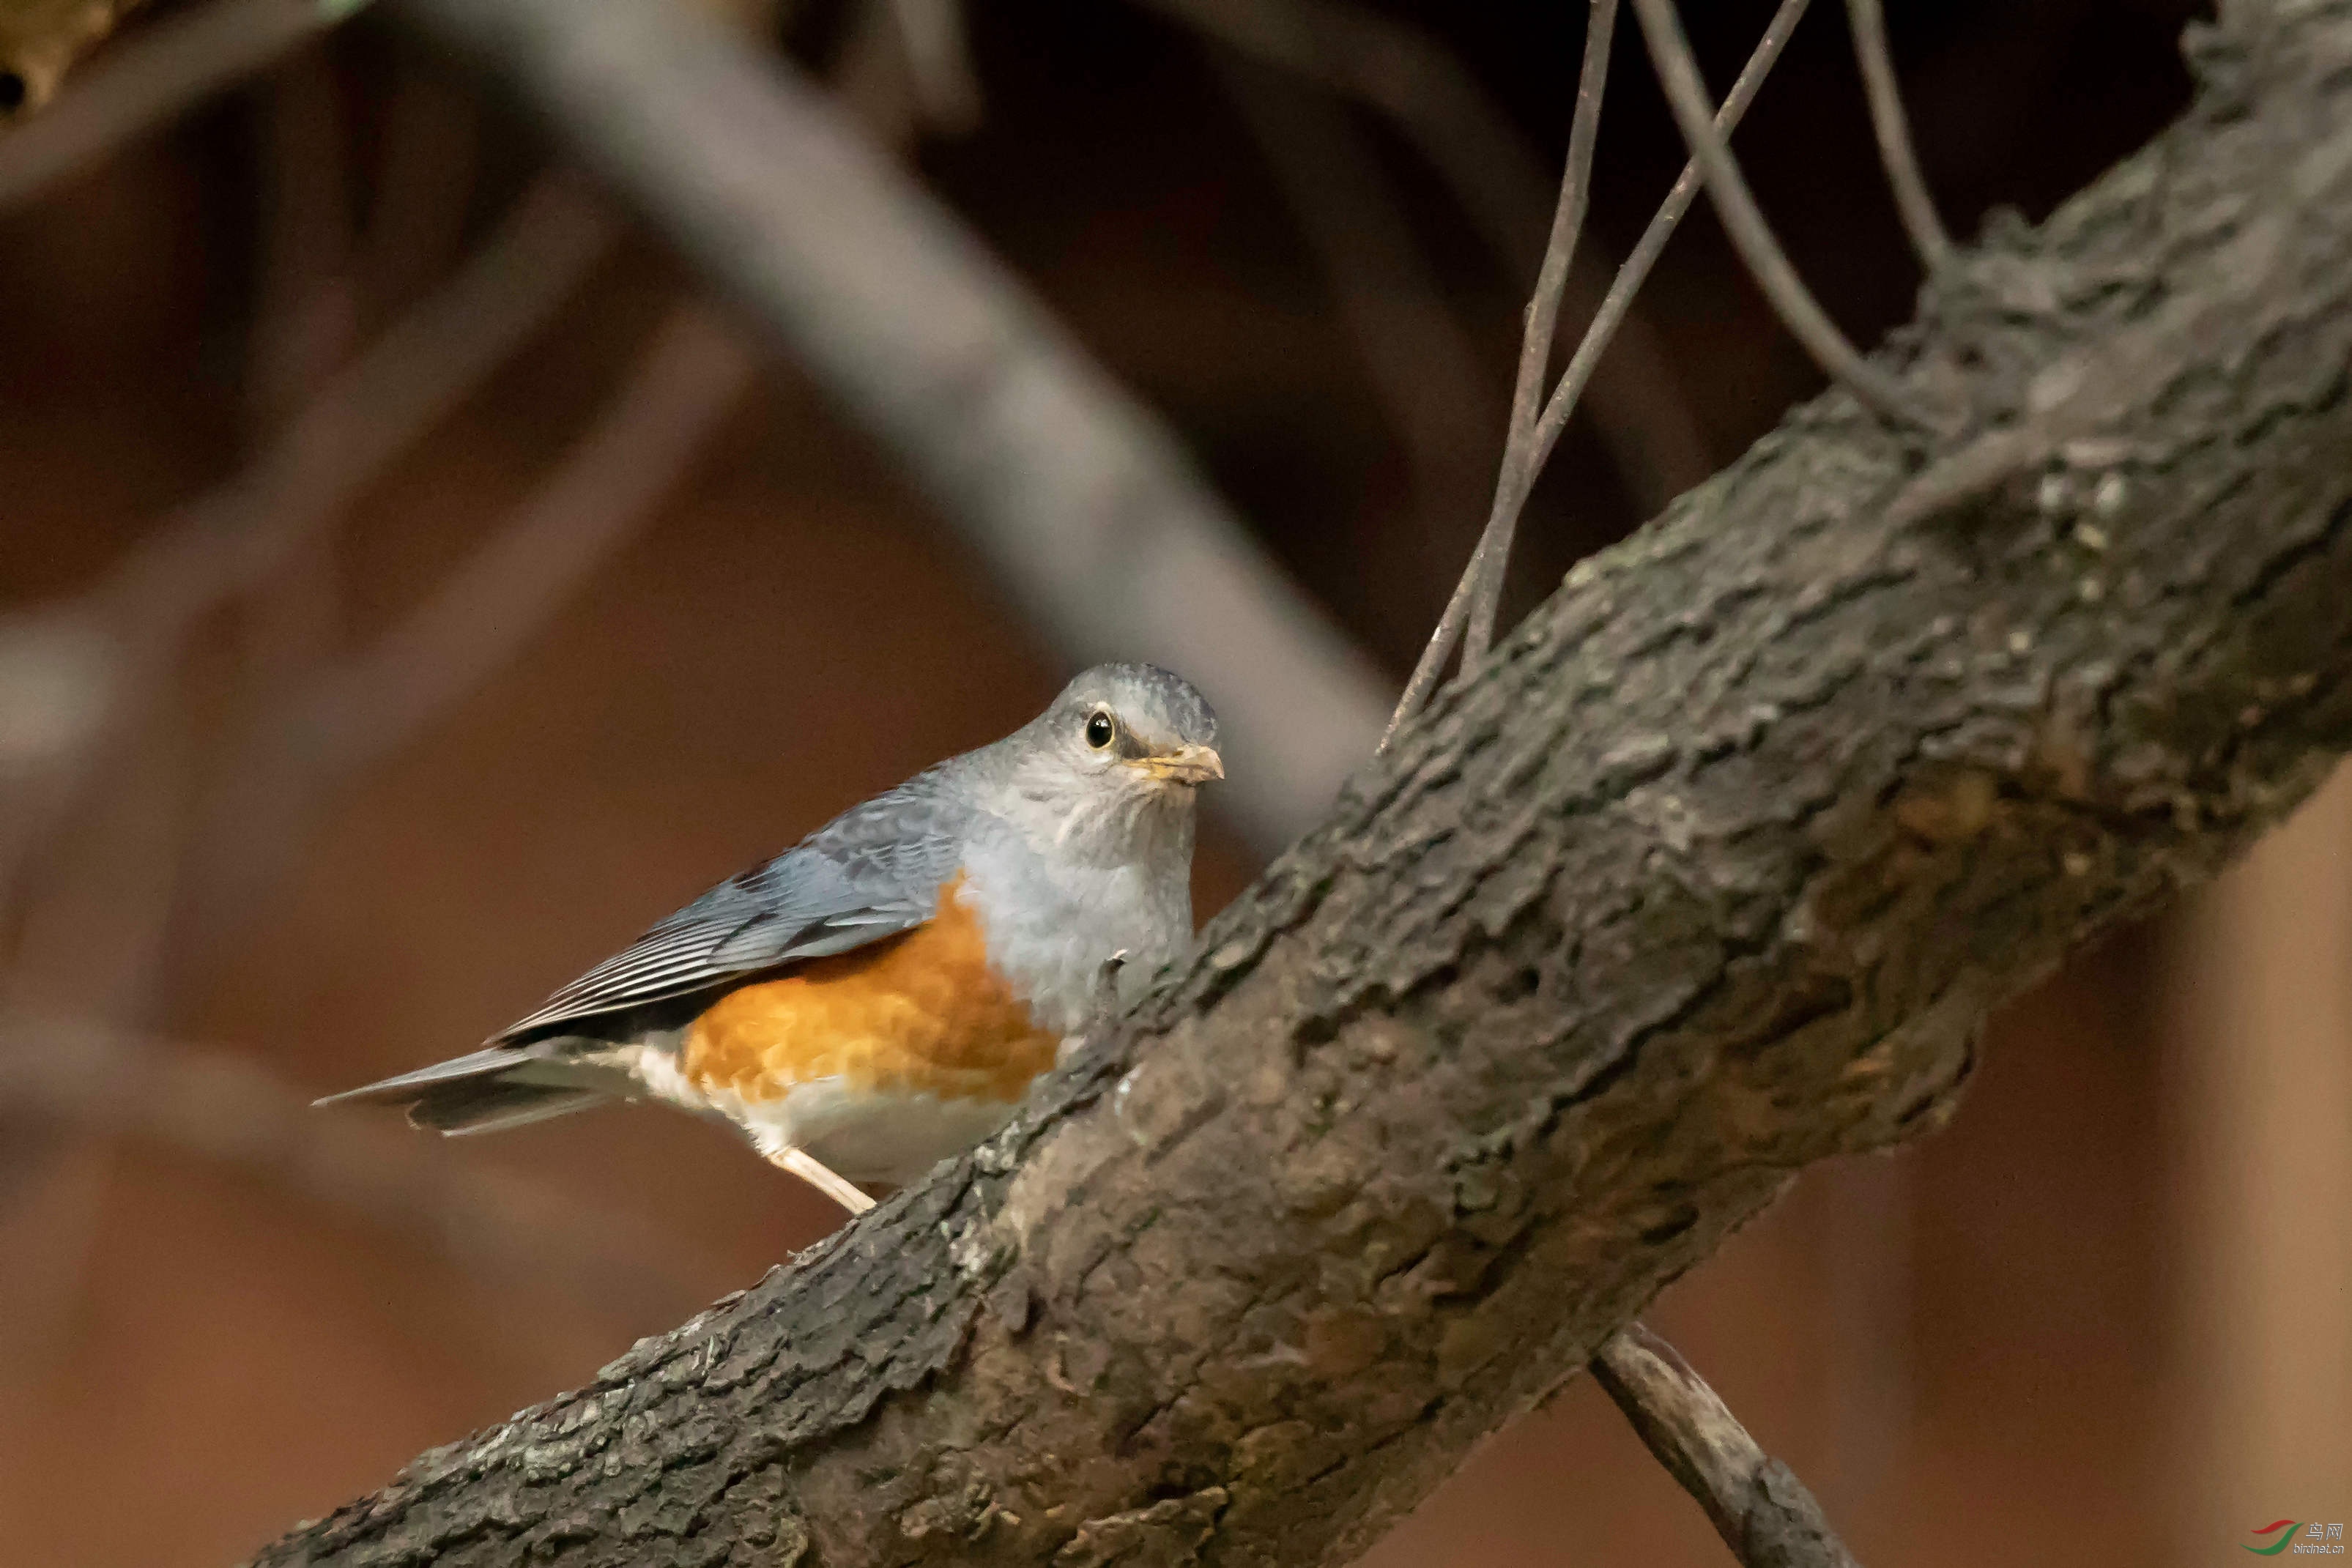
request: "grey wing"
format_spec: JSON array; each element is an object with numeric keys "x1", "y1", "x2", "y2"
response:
[{"x1": 492, "y1": 772, "x2": 973, "y2": 1043}]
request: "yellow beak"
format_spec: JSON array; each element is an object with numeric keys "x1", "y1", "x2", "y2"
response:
[{"x1": 1133, "y1": 743, "x2": 1224, "y2": 785}]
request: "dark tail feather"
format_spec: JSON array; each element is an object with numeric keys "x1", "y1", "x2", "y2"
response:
[
  {"x1": 316, "y1": 1044, "x2": 610, "y2": 1135},
  {"x1": 408, "y1": 1080, "x2": 606, "y2": 1134}
]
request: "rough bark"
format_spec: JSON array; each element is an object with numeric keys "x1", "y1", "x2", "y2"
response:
[{"x1": 253, "y1": 8, "x2": 2352, "y2": 1567}]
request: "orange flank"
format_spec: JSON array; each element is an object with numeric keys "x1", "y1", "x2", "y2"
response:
[{"x1": 680, "y1": 874, "x2": 1058, "y2": 1105}]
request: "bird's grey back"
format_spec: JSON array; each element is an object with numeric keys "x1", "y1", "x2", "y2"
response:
[{"x1": 496, "y1": 759, "x2": 987, "y2": 1042}]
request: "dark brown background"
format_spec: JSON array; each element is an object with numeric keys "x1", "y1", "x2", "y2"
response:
[{"x1": 3, "y1": 2, "x2": 2345, "y2": 1564}]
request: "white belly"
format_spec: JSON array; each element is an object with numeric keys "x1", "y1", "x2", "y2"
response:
[
  {"x1": 595, "y1": 1008, "x2": 1047, "y2": 1187},
  {"x1": 734, "y1": 1077, "x2": 1020, "y2": 1186}
]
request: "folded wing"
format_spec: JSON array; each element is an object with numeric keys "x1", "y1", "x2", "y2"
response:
[
  {"x1": 495, "y1": 770, "x2": 969, "y2": 1041},
  {"x1": 318, "y1": 769, "x2": 974, "y2": 1132}
]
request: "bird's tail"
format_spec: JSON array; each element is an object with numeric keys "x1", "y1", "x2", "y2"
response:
[{"x1": 315, "y1": 1044, "x2": 612, "y2": 1135}]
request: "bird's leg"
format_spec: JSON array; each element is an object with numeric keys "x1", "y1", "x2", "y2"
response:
[{"x1": 770, "y1": 1147, "x2": 875, "y2": 1214}]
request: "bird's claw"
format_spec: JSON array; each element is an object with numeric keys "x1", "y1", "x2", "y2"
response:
[{"x1": 1092, "y1": 950, "x2": 1129, "y2": 1023}]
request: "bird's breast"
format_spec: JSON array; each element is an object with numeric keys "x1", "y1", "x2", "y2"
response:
[
  {"x1": 953, "y1": 831, "x2": 1190, "y2": 1033},
  {"x1": 678, "y1": 872, "x2": 1061, "y2": 1109}
]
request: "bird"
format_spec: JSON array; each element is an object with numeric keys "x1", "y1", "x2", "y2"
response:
[{"x1": 317, "y1": 664, "x2": 1220, "y2": 1214}]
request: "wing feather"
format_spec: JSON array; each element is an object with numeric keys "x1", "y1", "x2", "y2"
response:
[{"x1": 492, "y1": 771, "x2": 971, "y2": 1042}]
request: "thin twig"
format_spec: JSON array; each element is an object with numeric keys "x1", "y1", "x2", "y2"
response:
[
  {"x1": 1592, "y1": 1323, "x2": 1865, "y2": 1568},
  {"x1": 1521, "y1": 0, "x2": 1813, "y2": 512},
  {"x1": 1138, "y1": 0, "x2": 1710, "y2": 516},
  {"x1": 1842, "y1": 0, "x2": 1951, "y2": 272},
  {"x1": 166, "y1": 302, "x2": 753, "y2": 971},
  {"x1": 1383, "y1": 0, "x2": 1811, "y2": 748},
  {"x1": 1628, "y1": 0, "x2": 1946, "y2": 432},
  {"x1": 1462, "y1": 0, "x2": 1618, "y2": 664},
  {"x1": 0, "y1": 0, "x2": 349, "y2": 212},
  {"x1": 1379, "y1": 0, "x2": 1618, "y2": 748}
]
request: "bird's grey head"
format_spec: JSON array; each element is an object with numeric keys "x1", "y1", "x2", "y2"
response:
[{"x1": 979, "y1": 664, "x2": 1220, "y2": 863}]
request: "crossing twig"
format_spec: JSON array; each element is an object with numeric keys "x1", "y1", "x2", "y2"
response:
[
  {"x1": 1381, "y1": 0, "x2": 1618, "y2": 747},
  {"x1": 1384, "y1": 0, "x2": 1812, "y2": 745},
  {"x1": 1628, "y1": 0, "x2": 1948, "y2": 431}
]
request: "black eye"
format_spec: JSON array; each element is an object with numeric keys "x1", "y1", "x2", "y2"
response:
[{"x1": 1085, "y1": 710, "x2": 1115, "y2": 748}]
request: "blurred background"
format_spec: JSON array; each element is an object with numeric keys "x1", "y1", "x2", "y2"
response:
[{"x1": 1, "y1": 1, "x2": 2346, "y2": 1564}]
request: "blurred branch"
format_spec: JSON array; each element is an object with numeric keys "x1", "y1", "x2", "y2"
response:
[
  {"x1": 0, "y1": 615, "x2": 117, "y2": 943},
  {"x1": 230, "y1": 46, "x2": 359, "y2": 734},
  {"x1": 1842, "y1": 0, "x2": 1951, "y2": 273},
  {"x1": 0, "y1": 173, "x2": 612, "y2": 930},
  {"x1": 0, "y1": 1012, "x2": 723, "y2": 1329},
  {"x1": 1628, "y1": 0, "x2": 1945, "y2": 431},
  {"x1": 251, "y1": 7, "x2": 2352, "y2": 1562},
  {"x1": 1387, "y1": 0, "x2": 1808, "y2": 744},
  {"x1": 307, "y1": 303, "x2": 753, "y2": 776},
  {"x1": 884, "y1": 0, "x2": 980, "y2": 135},
  {"x1": 246, "y1": 45, "x2": 359, "y2": 429},
  {"x1": 167, "y1": 301, "x2": 755, "y2": 968},
  {"x1": 1217, "y1": 56, "x2": 1497, "y2": 544},
  {"x1": 0, "y1": 0, "x2": 344, "y2": 202},
  {"x1": 1592, "y1": 1323, "x2": 1863, "y2": 1568},
  {"x1": 97, "y1": 173, "x2": 615, "y2": 640},
  {"x1": 833, "y1": 0, "x2": 957, "y2": 149},
  {"x1": 1138, "y1": 0, "x2": 1710, "y2": 515},
  {"x1": 351, "y1": 49, "x2": 481, "y2": 327},
  {"x1": 395, "y1": 0, "x2": 1390, "y2": 851},
  {"x1": 0, "y1": 703, "x2": 192, "y2": 1361}
]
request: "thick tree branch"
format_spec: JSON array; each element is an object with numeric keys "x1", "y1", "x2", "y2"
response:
[{"x1": 252, "y1": 7, "x2": 2352, "y2": 1567}]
